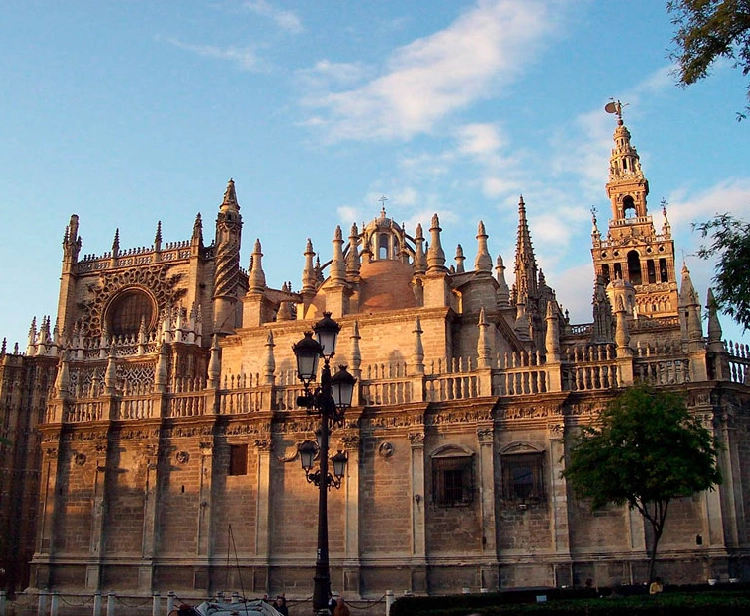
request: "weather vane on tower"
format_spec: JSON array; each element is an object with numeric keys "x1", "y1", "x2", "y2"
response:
[{"x1": 605, "y1": 98, "x2": 629, "y2": 123}]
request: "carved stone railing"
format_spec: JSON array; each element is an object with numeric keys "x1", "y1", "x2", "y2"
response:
[
  {"x1": 361, "y1": 378, "x2": 415, "y2": 405},
  {"x1": 726, "y1": 341, "x2": 749, "y2": 384},
  {"x1": 494, "y1": 367, "x2": 548, "y2": 395},
  {"x1": 633, "y1": 356, "x2": 690, "y2": 385},
  {"x1": 221, "y1": 389, "x2": 267, "y2": 414},
  {"x1": 165, "y1": 392, "x2": 206, "y2": 418},
  {"x1": 425, "y1": 373, "x2": 479, "y2": 401},
  {"x1": 64, "y1": 400, "x2": 105, "y2": 423},
  {"x1": 119, "y1": 396, "x2": 155, "y2": 420},
  {"x1": 561, "y1": 344, "x2": 618, "y2": 391},
  {"x1": 562, "y1": 362, "x2": 618, "y2": 391}
]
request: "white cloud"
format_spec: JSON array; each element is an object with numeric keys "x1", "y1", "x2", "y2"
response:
[
  {"x1": 666, "y1": 178, "x2": 750, "y2": 230},
  {"x1": 553, "y1": 262, "x2": 595, "y2": 323},
  {"x1": 162, "y1": 37, "x2": 264, "y2": 71},
  {"x1": 455, "y1": 123, "x2": 504, "y2": 159},
  {"x1": 298, "y1": 60, "x2": 367, "y2": 90},
  {"x1": 337, "y1": 205, "x2": 359, "y2": 224},
  {"x1": 301, "y1": 0, "x2": 566, "y2": 141},
  {"x1": 243, "y1": 0, "x2": 303, "y2": 34}
]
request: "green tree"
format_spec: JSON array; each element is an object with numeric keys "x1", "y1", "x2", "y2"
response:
[
  {"x1": 694, "y1": 214, "x2": 750, "y2": 331},
  {"x1": 562, "y1": 384, "x2": 721, "y2": 583},
  {"x1": 668, "y1": 0, "x2": 750, "y2": 119}
]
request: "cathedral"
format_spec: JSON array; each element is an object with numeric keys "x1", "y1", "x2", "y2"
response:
[{"x1": 1, "y1": 111, "x2": 749, "y2": 599}]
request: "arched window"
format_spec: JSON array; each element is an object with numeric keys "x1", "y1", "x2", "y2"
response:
[
  {"x1": 623, "y1": 196, "x2": 636, "y2": 218},
  {"x1": 106, "y1": 288, "x2": 156, "y2": 338},
  {"x1": 627, "y1": 250, "x2": 642, "y2": 285},
  {"x1": 377, "y1": 233, "x2": 389, "y2": 260}
]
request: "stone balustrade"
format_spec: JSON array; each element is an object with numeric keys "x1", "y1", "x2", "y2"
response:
[{"x1": 51, "y1": 338, "x2": 750, "y2": 423}]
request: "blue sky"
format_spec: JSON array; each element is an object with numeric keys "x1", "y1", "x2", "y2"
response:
[{"x1": 1, "y1": 0, "x2": 748, "y2": 348}]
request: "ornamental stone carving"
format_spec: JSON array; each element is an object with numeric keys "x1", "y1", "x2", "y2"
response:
[
  {"x1": 378, "y1": 441, "x2": 394, "y2": 457},
  {"x1": 79, "y1": 264, "x2": 186, "y2": 339}
]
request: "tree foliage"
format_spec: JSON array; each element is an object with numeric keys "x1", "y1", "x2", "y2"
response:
[
  {"x1": 668, "y1": 0, "x2": 750, "y2": 119},
  {"x1": 563, "y1": 384, "x2": 721, "y2": 582},
  {"x1": 694, "y1": 214, "x2": 750, "y2": 331}
]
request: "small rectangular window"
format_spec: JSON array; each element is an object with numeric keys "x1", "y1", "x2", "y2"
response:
[
  {"x1": 229, "y1": 444, "x2": 248, "y2": 476},
  {"x1": 501, "y1": 453, "x2": 544, "y2": 503},
  {"x1": 433, "y1": 456, "x2": 474, "y2": 507}
]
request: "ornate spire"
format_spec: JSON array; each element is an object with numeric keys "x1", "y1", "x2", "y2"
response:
[
  {"x1": 661, "y1": 198, "x2": 671, "y2": 237},
  {"x1": 264, "y1": 330, "x2": 276, "y2": 385},
  {"x1": 679, "y1": 263, "x2": 703, "y2": 343},
  {"x1": 346, "y1": 223, "x2": 361, "y2": 279},
  {"x1": 213, "y1": 179, "x2": 243, "y2": 333},
  {"x1": 545, "y1": 301, "x2": 561, "y2": 362},
  {"x1": 112, "y1": 228, "x2": 120, "y2": 258},
  {"x1": 590, "y1": 206, "x2": 601, "y2": 244},
  {"x1": 474, "y1": 221, "x2": 493, "y2": 272},
  {"x1": 514, "y1": 195, "x2": 538, "y2": 300},
  {"x1": 220, "y1": 178, "x2": 240, "y2": 213},
  {"x1": 155, "y1": 220, "x2": 163, "y2": 250},
  {"x1": 208, "y1": 334, "x2": 221, "y2": 390},
  {"x1": 414, "y1": 223, "x2": 427, "y2": 274},
  {"x1": 426, "y1": 214, "x2": 447, "y2": 273},
  {"x1": 63, "y1": 214, "x2": 82, "y2": 262},
  {"x1": 454, "y1": 244, "x2": 465, "y2": 273},
  {"x1": 350, "y1": 321, "x2": 362, "y2": 378},
  {"x1": 477, "y1": 307, "x2": 494, "y2": 368},
  {"x1": 591, "y1": 274, "x2": 614, "y2": 343},
  {"x1": 248, "y1": 239, "x2": 267, "y2": 293},
  {"x1": 302, "y1": 238, "x2": 317, "y2": 293},
  {"x1": 191, "y1": 214, "x2": 203, "y2": 244},
  {"x1": 491, "y1": 257, "x2": 508, "y2": 309},
  {"x1": 411, "y1": 317, "x2": 425, "y2": 375},
  {"x1": 706, "y1": 288, "x2": 723, "y2": 349},
  {"x1": 330, "y1": 225, "x2": 346, "y2": 285},
  {"x1": 614, "y1": 296, "x2": 632, "y2": 356}
]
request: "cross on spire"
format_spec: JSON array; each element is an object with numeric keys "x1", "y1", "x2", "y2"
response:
[{"x1": 378, "y1": 195, "x2": 388, "y2": 216}]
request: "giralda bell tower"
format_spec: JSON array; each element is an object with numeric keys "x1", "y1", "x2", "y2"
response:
[{"x1": 590, "y1": 101, "x2": 678, "y2": 319}]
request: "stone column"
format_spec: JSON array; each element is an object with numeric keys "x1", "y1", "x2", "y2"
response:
[
  {"x1": 477, "y1": 427, "x2": 497, "y2": 553},
  {"x1": 477, "y1": 427, "x2": 498, "y2": 590},
  {"x1": 409, "y1": 432, "x2": 427, "y2": 593},
  {"x1": 86, "y1": 440, "x2": 109, "y2": 590},
  {"x1": 197, "y1": 440, "x2": 215, "y2": 556},
  {"x1": 717, "y1": 411, "x2": 741, "y2": 546},
  {"x1": 341, "y1": 434, "x2": 361, "y2": 595},
  {"x1": 34, "y1": 443, "x2": 60, "y2": 589},
  {"x1": 139, "y1": 443, "x2": 159, "y2": 591},
  {"x1": 547, "y1": 421, "x2": 570, "y2": 555},
  {"x1": 254, "y1": 437, "x2": 272, "y2": 592}
]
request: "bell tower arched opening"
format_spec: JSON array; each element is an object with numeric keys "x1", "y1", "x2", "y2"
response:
[
  {"x1": 623, "y1": 196, "x2": 636, "y2": 218},
  {"x1": 627, "y1": 250, "x2": 642, "y2": 285}
]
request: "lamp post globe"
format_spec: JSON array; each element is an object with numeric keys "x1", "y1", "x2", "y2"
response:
[
  {"x1": 330, "y1": 365, "x2": 356, "y2": 411},
  {"x1": 313, "y1": 312, "x2": 340, "y2": 358}
]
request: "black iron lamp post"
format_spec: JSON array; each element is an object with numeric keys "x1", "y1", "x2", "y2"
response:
[{"x1": 292, "y1": 312, "x2": 356, "y2": 615}]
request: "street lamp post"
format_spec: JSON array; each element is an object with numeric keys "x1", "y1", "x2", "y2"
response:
[{"x1": 293, "y1": 312, "x2": 356, "y2": 615}]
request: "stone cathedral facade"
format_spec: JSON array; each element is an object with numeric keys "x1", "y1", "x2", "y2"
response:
[{"x1": 2, "y1": 114, "x2": 750, "y2": 597}]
